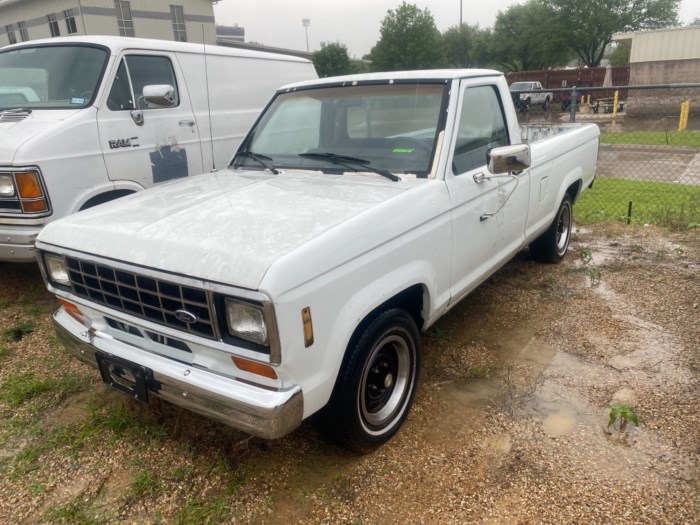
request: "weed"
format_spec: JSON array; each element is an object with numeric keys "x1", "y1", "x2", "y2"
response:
[
  {"x1": 0, "y1": 346, "x2": 8, "y2": 359},
  {"x1": 168, "y1": 465, "x2": 195, "y2": 482},
  {"x1": 85, "y1": 401, "x2": 168, "y2": 442},
  {"x1": 176, "y1": 498, "x2": 232, "y2": 525},
  {"x1": 7, "y1": 447, "x2": 41, "y2": 479},
  {"x1": 129, "y1": 468, "x2": 164, "y2": 500},
  {"x1": 608, "y1": 403, "x2": 639, "y2": 432},
  {"x1": 672, "y1": 246, "x2": 685, "y2": 255},
  {"x1": 44, "y1": 500, "x2": 105, "y2": 525},
  {"x1": 426, "y1": 325, "x2": 455, "y2": 345},
  {"x1": 466, "y1": 367, "x2": 492, "y2": 380},
  {"x1": 0, "y1": 372, "x2": 83, "y2": 408},
  {"x1": 2, "y1": 320, "x2": 36, "y2": 342}
]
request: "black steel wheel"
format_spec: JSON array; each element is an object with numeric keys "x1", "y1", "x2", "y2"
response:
[
  {"x1": 529, "y1": 194, "x2": 573, "y2": 263},
  {"x1": 324, "y1": 309, "x2": 420, "y2": 452}
]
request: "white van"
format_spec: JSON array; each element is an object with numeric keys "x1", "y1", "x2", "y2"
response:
[{"x1": 0, "y1": 36, "x2": 317, "y2": 262}]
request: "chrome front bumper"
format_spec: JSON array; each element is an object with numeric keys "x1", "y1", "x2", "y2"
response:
[
  {"x1": 0, "y1": 225, "x2": 41, "y2": 262},
  {"x1": 53, "y1": 308, "x2": 303, "y2": 439}
]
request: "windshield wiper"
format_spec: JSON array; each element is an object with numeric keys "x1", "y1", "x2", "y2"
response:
[
  {"x1": 234, "y1": 151, "x2": 279, "y2": 174},
  {"x1": 299, "y1": 152, "x2": 400, "y2": 182}
]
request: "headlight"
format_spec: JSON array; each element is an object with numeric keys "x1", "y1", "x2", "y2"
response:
[
  {"x1": 44, "y1": 254, "x2": 71, "y2": 286},
  {"x1": 225, "y1": 298, "x2": 268, "y2": 346},
  {"x1": 0, "y1": 174, "x2": 15, "y2": 197}
]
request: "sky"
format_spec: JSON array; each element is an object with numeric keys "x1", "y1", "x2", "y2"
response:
[{"x1": 213, "y1": 0, "x2": 700, "y2": 58}]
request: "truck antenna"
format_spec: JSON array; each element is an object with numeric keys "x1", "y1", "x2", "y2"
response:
[{"x1": 203, "y1": 25, "x2": 216, "y2": 172}]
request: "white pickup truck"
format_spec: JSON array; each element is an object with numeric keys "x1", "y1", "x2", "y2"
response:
[
  {"x1": 509, "y1": 81, "x2": 553, "y2": 111},
  {"x1": 36, "y1": 70, "x2": 599, "y2": 451}
]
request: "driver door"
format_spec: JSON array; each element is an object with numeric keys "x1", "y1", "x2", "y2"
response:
[
  {"x1": 445, "y1": 81, "x2": 530, "y2": 304},
  {"x1": 97, "y1": 52, "x2": 203, "y2": 189}
]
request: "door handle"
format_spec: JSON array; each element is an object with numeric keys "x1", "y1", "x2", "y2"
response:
[{"x1": 178, "y1": 120, "x2": 195, "y2": 127}]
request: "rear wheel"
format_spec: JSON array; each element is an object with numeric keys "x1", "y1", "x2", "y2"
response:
[
  {"x1": 542, "y1": 97, "x2": 550, "y2": 110},
  {"x1": 324, "y1": 309, "x2": 420, "y2": 452},
  {"x1": 529, "y1": 195, "x2": 572, "y2": 263}
]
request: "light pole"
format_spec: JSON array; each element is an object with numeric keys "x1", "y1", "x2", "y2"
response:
[
  {"x1": 302, "y1": 18, "x2": 310, "y2": 52},
  {"x1": 460, "y1": 0, "x2": 463, "y2": 26}
]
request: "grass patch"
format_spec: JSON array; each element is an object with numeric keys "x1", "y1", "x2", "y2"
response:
[
  {"x1": 85, "y1": 401, "x2": 168, "y2": 442},
  {"x1": 128, "y1": 468, "x2": 165, "y2": 500},
  {"x1": 176, "y1": 498, "x2": 233, "y2": 525},
  {"x1": 600, "y1": 130, "x2": 700, "y2": 147},
  {"x1": 43, "y1": 500, "x2": 106, "y2": 525},
  {"x1": 2, "y1": 320, "x2": 36, "y2": 342},
  {"x1": 577, "y1": 177, "x2": 700, "y2": 229},
  {"x1": 0, "y1": 372, "x2": 83, "y2": 408}
]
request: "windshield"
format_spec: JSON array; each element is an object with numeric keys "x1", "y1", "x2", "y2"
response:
[
  {"x1": 232, "y1": 82, "x2": 447, "y2": 178},
  {"x1": 0, "y1": 45, "x2": 107, "y2": 110},
  {"x1": 509, "y1": 82, "x2": 532, "y2": 91}
]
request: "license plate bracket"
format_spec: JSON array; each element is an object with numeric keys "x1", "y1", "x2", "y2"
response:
[{"x1": 95, "y1": 352, "x2": 152, "y2": 402}]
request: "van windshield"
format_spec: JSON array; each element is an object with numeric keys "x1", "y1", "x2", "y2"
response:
[
  {"x1": 0, "y1": 45, "x2": 107, "y2": 110},
  {"x1": 232, "y1": 82, "x2": 447, "y2": 178}
]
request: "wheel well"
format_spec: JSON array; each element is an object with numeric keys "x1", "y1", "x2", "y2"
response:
[
  {"x1": 345, "y1": 284, "x2": 426, "y2": 361},
  {"x1": 80, "y1": 190, "x2": 134, "y2": 210},
  {"x1": 566, "y1": 180, "x2": 582, "y2": 204}
]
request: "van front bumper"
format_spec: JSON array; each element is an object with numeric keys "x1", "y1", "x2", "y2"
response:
[
  {"x1": 53, "y1": 308, "x2": 303, "y2": 439},
  {"x1": 0, "y1": 225, "x2": 41, "y2": 262}
]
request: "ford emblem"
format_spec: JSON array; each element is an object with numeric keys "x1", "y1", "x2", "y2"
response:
[{"x1": 175, "y1": 309, "x2": 198, "y2": 324}]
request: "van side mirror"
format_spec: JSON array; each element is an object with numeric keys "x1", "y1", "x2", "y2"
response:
[
  {"x1": 142, "y1": 84, "x2": 176, "y2": 107},
  {"x1": 487, "y1": 144, "x2": 531, "y2": 174}
]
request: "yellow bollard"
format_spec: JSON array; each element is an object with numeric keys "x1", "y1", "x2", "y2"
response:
[
  {"x1": 678, "y1": 100, "x2": 690, "y2": 132},
  {"x1": 612, "y1": 90, "x2": 619, "y2": 117}
]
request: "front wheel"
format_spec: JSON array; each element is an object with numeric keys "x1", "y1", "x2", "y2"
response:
[
  {"x1": 324, "y1": 309, "x2": 420, "y2": 452},
  {"x1": 529, "y1": 195, "x2": 573, "y2": 263}
]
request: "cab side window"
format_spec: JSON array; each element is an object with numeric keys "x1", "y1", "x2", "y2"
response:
[
  {"x1": 452, "y1": 85, "x2": 509, "y2": 174},
  {"x1": 107, "y1": 55, "x2": 179, "y2": 111}
]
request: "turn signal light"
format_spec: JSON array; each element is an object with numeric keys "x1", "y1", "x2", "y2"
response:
[
  {"x1": 231, "y1": 356, "x2": 278, "y2": 380},
  {"x1": 58, "y1": 298, "x2": 86, "y2": 324},
  {"x1": 15, "y1": 171, "x2": 43, "y2": 198}
]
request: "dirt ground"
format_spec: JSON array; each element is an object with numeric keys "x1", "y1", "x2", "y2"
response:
[{"x1": 0, "y1": 223, "x2": 698, "y2": 524}]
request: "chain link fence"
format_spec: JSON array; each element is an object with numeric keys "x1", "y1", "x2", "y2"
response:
[{"x1": 515, "y1": 84, "x2": 700, "y2": 229}]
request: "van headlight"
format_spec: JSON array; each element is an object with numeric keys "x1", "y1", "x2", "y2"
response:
[
  {"x1": 0, "y1": 174, "x2": 15, "y2": 197},
  {"x1": 44, "y1": 253, "x2": 71, "y2": 287},
  {"x1": 224, "y1": 298, "x2": 269, "y2": 346}
]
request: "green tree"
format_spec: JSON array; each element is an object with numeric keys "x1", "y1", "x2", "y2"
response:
[
  {"x1": 312, "y1": 42, "x2": 353, "y2": 77},
  {"x1": 491, "y1": 0, "x2": 571, "y2": 71},
  {"x1": 368, "y1": 2, "x2": 447, "y2": 71},
  {"x1": 545, "y1": 0, "x2": 680, "y2": 66},
  {"x1": 605, "y1": 43, "x2": 630, "y2": 66},
  {"x1": 443, "y1": 24, "x2": 493, "y2": 68}
]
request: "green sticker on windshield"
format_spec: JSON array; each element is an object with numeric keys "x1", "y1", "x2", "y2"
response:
[{"x1": 392, "y1": 148, "x2": 415, "y2": 153}]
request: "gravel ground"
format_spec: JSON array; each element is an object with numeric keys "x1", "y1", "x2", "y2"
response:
[{"x1": 0, "y1": 223, "x2": 698, "y2": 524}]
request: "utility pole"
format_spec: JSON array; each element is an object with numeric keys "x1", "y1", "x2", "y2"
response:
[{"x1": 302, "y1": 18, "x2": 310, "y2": 52}]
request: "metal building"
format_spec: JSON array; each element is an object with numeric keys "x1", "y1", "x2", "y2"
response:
[{"x1": 0, "y1": 0, "x2": 218, "y2": 47}]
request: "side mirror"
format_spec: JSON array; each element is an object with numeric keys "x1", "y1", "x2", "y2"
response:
[
  {"x1": 142, "y1": 84, "x2": 176, "y2": 107},
  {"x1": 487, "y1": 144, "x2": 531, "y2": 174}
]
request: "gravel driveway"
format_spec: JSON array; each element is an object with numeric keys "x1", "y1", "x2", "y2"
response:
[{"x1": 0, "y1": 223, "x2": 697, "y2": 524}]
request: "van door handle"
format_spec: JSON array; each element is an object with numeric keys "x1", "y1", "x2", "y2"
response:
[{"x1": 178, "y1": 120, "x2": 195, "y2": 127}]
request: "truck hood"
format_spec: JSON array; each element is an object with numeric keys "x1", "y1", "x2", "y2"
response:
[
  {"x1": 0, "y1": 109, "x2": 81, "y2": 164},
  {"x1": 38, "y1": 170, "x2": 411, "y2": 290}
]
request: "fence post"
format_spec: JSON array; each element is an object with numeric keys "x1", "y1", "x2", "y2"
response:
[
  {"x1": 569, "y1": 86, "x2": 577, "y2": 123},
  {"x1": 612, "y1": 90, "x2": 619, "y2": 117},
  {"x1": 678, "y1": 100, "x2": 690, "y2": 131}
]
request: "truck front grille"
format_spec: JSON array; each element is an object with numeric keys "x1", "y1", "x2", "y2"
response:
[{"x1": 65, "y1": 257, "x2": 216, "y2": 339}]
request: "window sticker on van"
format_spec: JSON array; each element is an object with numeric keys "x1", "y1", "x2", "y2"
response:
[{"x1": 70, "y1": 97, "x2": 85, "y2": 105}]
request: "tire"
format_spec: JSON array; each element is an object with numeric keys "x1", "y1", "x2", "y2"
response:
[
  {"x1": 529, "y1": 194, "x2": 573, "y2": 263},
  {"x1": 324, "y1": 309, "x2": 420, "y2": 452},
  {"x1": 541, "y1": 97, "x2": 550, "y2": 110},
  {"x1": 520, "y1": 98, "x2": 531, "y2": 112}
]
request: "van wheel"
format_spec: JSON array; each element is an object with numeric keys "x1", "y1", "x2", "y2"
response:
[
  {"x1": 326, "y1": 309, "x2": 420, "y2": 453},
  {"x1": 542, "y1": 97, "x2": 550, "y2": 110},
  {"x1": 530, "y1": 195, "x2": 572, "y2": 263}
]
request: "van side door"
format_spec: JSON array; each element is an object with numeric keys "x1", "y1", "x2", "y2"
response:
[
  {"x1": 444, "y1": 80, "x2": 530, "y2": 305},
  {"x1": 97, "y1": 52, "x2": 203, "y2": 190}
]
